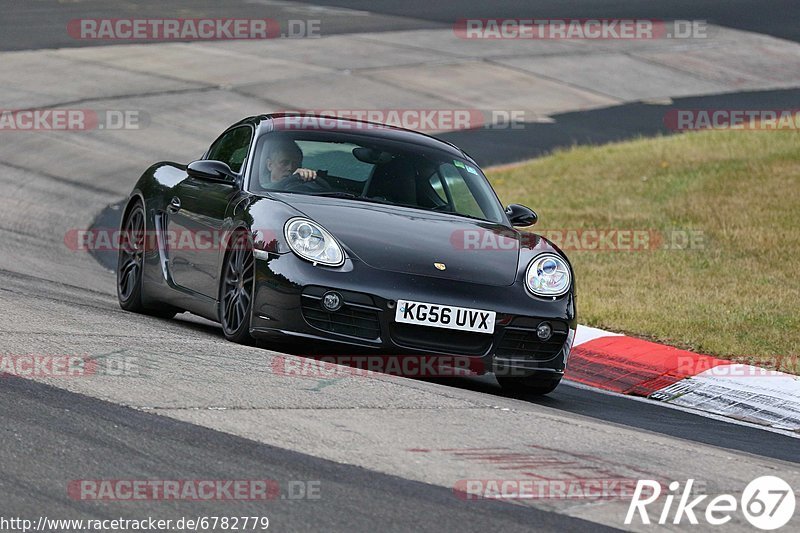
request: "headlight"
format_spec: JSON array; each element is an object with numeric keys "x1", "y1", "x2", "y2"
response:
[
  {"x1": 284, "y1": 218, "x2": 344, "y2": 267},
  {"x1": 525, "y1": 253, "x2": 571, "y2": 297}
]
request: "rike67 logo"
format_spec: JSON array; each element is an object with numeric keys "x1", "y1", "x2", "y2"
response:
[{"x1": 626, "y1": 476, "x2": 795, "y2": 530}]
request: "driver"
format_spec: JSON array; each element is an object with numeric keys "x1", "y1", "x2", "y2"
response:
[{"x1": 263, "y1": 139, "x2": 317, "y2": 185}]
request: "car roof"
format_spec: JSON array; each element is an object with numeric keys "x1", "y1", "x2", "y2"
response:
[{"x1": 229, "y1": 113, "x2": 471, "y2": 161}]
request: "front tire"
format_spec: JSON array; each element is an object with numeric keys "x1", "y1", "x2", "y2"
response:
[
  {"x1": 117, "y1": 201, "x2": 147, "y2": 313},
  {"x1": 116, "y1": 200, "x2": 177, "y2": 319},
  {"x1": 220, "y1": 232, "x2": 256, "y2": 345},
  {"x1": 497, "y1": 375, "x2": 562, "y2": 395}
]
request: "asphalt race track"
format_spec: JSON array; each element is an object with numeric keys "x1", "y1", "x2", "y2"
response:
[
  {"x1": 291, "y1": 0, "x2": 800, "y2": 43},
  {"x1": 2, "y1": 376, "x2": 610, "y2": 532},
  {"x1": 1, "y1": 1, "x2": 798, "y2": 531},
  {"x1": 3, "y1": 0, "x2": 800, "y2": 51}
]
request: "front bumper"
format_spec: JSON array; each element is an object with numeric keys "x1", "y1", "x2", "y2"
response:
[{"x1": 250, "y1": 253, "x2": 577, "y2": 378}]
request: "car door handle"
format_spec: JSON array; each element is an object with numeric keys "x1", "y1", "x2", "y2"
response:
[{"x1": 168, "y1": 197, "x2": 181, "y2": 213}]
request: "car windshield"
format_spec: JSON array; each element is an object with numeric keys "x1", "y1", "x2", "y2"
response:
[{"x1": 247, "y1": 131, "x2": 506, "y2": 223}]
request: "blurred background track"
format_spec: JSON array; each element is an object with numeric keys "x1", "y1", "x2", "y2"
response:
[{"x1": 3, "y1": 0, "x2": 799, "y2": 51}]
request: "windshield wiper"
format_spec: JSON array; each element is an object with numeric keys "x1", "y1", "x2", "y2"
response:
[
  {"x1": 309, "y1": 191, "x2": 358, "y2": 199},
  {"x1": 308, "y1": 192, "x2": 396, "y2": 205},
  {"x1": 437, "y1": 211, "x2": 491, "y2": 223}
]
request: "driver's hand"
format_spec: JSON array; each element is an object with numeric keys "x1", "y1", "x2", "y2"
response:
[{"x1": 293, "y1": 168, "x2": 317, "y2": 181}]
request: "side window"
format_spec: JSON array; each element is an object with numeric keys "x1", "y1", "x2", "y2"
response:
[
  {"x1": 206, "y1": 127, "x2": 252, "y2": 173},
  {"x1": 428, "y1": 172, "x2": 448, "y2": 202},
  {"x1": 439, "y1": 163, "x2": 484, "y2": 218}
]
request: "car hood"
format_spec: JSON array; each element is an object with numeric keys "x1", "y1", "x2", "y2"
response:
[{"x1": 274, "y1": 194, "x2": 520, "y2": 286}]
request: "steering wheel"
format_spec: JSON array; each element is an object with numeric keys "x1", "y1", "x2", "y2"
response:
[{"x1": 277, "y1": 171, "x2": 333, "y2": 193}]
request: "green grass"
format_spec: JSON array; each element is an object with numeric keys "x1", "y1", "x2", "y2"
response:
[{"x1": 487, "y1": 130, "x2": 800, "y2": 371}]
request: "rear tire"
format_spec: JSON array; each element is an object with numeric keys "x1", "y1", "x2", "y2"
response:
[
  {"x1": 497, "y1": 375, "x2": 562, "y2": 395},
  {"x1": 219, "y1": 232, "x2": 256, "y2": 345},
  {"x1": 116, "y1": 200, "x2": 177, "y2": 319}
]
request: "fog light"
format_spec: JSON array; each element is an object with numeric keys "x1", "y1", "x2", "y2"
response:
[
  {"x1": 322, "y1": 291, "x2": 343, "y2": 311},
  {"x1": 537, "y1": 322, "x2": 552, "y2": 341}
]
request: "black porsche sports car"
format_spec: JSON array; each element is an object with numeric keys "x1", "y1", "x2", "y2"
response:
[{"x1": 117, "y1": 114, "x2": 576, "y2": 394}]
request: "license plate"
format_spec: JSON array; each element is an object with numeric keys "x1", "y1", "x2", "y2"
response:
[{"x1": 395, "y1": 299, "x2": 496, "y2": 334}]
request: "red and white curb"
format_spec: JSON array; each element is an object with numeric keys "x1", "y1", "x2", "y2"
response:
[{"x1": 568, "y1": 326, "x2": 800, "y2": 432}]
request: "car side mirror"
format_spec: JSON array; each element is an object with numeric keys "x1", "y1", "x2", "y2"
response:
[
  {"x1": 187, "y1": 160, "x2": 237, "y2": 183},
  {"x1": 505, "y1": 204, "x2": 538, "y2": 227}
]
